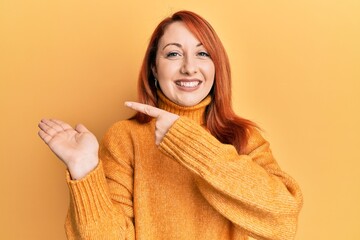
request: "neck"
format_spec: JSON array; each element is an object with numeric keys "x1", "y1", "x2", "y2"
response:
[{"x1": 157, "y1": 90, "x2": 211, "y2": 125}]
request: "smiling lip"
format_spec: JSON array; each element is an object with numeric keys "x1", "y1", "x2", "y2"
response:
[{"x1": 174, "y1": 79, "x2": 202, "y2": 91}]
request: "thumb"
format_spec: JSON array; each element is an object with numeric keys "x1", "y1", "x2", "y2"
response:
[{"x1": 75, "y1": 124, "x2": 89, "y2": 133}]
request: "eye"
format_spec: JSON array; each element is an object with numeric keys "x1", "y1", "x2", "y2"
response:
[
  {"x1": 166, "y1": 52, "x2": 182, "y2": 58},
  {"x1": 198, "y1": 51, "x2": 210, "y2": 58}
]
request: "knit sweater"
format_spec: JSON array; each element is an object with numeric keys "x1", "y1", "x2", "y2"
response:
[{"x1": 64, "y1": 92, "x2": 303, "y2": 240}]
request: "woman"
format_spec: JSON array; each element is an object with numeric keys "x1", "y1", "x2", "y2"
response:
[{"x1": 38, "y1": 10, "x2": 303, "y2": 240}]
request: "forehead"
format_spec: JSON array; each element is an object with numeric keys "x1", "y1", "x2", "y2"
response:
[{"x1": 159, "y1": 21, "x2": 200, "y2": 46}]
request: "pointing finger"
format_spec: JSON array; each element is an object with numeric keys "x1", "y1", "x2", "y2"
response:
[{"x1": 125, "y1": 102, "x2": 163, "y2": 118}]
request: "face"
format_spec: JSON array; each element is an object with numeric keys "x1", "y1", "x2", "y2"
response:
[{"x1": 152, "y1": 21, "x2": 215, "y2": 107}]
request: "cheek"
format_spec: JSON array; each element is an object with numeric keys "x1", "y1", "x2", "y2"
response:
[
  {"x1": 203, "y1": 62, "x2": 215, "y2": 81},
  {"x1": 156, "y1": 61, "x2": 179, "y2": 79}
]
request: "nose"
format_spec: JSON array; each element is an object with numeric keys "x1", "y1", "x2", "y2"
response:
[{"x1": 180, "y1": 56, "x2": 198, "y2": 75}]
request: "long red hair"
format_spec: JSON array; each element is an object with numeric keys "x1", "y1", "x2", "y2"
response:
[{"x1": 133, "y1": 10, "x2": 257, "y2": 153}]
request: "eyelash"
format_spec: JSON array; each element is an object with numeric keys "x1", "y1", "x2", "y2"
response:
[
  {"x1": 198, "y1": 51, "x2": 210, "y2": 57},
  {"x1": 166, "y1": 52, "x2": 181, "y2": 57},
  {"x1": 166, "y1": 51, "x2": 210, "y2": 58}
]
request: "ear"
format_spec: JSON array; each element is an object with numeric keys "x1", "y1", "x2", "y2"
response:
[{"x1": 151, "y1": 65, "x2": 157, "y2": 78}]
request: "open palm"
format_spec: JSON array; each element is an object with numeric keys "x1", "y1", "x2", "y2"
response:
[{"x1": 38, "y1": 119, "x2": 99, "y2": 179}]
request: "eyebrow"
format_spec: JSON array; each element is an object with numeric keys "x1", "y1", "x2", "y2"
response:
[{"x1": 162, "y1": 42, "x2": 203, "y2": 50}]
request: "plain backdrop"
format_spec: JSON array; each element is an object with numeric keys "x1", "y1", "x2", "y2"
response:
[{"x1": 1, "y1": 0, "x2": 359, "y2": 239}]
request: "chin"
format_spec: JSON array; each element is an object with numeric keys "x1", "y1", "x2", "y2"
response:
[{"x1": 170, "y1": 91, "x2": 208, "y2": 107}]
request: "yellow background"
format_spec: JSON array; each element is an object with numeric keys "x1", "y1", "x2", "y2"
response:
[{"x1": 1, "y1": 0, "x2": 359, "y2": 239}]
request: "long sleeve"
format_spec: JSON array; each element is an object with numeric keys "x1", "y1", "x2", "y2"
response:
[
  {"x1": 65, "y1": 122, "x2": 135, "y2": 240},
  {"x1": 159, "y1": 117, "x2": 303, "y2": 240}
]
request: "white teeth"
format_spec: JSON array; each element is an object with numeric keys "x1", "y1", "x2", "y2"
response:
[{"x1": 176, "y1": 81, "x2": 200, "y2": 87}]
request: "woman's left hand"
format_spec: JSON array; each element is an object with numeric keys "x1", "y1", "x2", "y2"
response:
[{"x1": 125, "y1": 102, "x2": 179, "y2": 145}]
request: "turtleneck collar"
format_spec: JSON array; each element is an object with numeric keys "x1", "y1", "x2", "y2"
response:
[{"x1": 157, "y1": 90, "x2": 212, "y2": 125}]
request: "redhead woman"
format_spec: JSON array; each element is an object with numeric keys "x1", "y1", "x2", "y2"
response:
[{"x1": 38, "y1": 10, "x2": 303, "y2": 240}]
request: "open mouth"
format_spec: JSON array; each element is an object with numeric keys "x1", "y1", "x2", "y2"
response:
[{"x1": 175, "y1": 80, "x2": 201, "y2": 88}]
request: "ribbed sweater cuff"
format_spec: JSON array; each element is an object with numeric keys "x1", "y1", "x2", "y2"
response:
[{"x1": 66, "y1": 161, "x2": 114, "y2": 224}]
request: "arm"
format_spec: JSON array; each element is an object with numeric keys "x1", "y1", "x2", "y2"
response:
[
  {"x1": 159, "y1": 117, "x2": 303, "y2": 240},
  {"x1": 65, "y1": 122, "x2": 135, "y2": 239},
  {"x1": 38, "y1": 119, "x2": 134, "y2": 239},
  {"x1": 123, "y1": 102, "x2": 303, "y2": 239}
]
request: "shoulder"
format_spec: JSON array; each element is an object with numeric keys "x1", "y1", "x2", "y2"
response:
[{"x1": 243, "y1": 127, "x2": 270, "y2": 154}]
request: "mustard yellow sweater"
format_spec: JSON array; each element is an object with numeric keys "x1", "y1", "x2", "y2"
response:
[{"x1": 65, "y1": 92, "x2": 303, "y2": 240}]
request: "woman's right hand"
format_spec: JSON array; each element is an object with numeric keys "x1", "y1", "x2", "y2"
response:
[{"x1": 38, "y1": 119, "x2": 99, "y2": 180}]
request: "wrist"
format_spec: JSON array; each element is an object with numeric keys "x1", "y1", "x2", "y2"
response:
[{"x1": 67, "y1": 155, "x2": 99, "y2": 180}]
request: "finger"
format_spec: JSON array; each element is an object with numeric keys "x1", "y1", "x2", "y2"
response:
[
  {"x1": 125, "y1": 102, "x2": 163, "y2": 118},
  {"x1": 38, "y1": 121, "x2": 58, "y2": 136},
  {"x1": 51, "y1": 119, "x2": 73, "y2": 131},
  {"x1": 40, "y1": 119, "x2": 64, "y2": 132},
  {"x1": 155, "y1": 131, "x2": 163, "y2": 145},
  {"x1": 38, "y1": 129, "x2": 52, "y2": 144}
]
